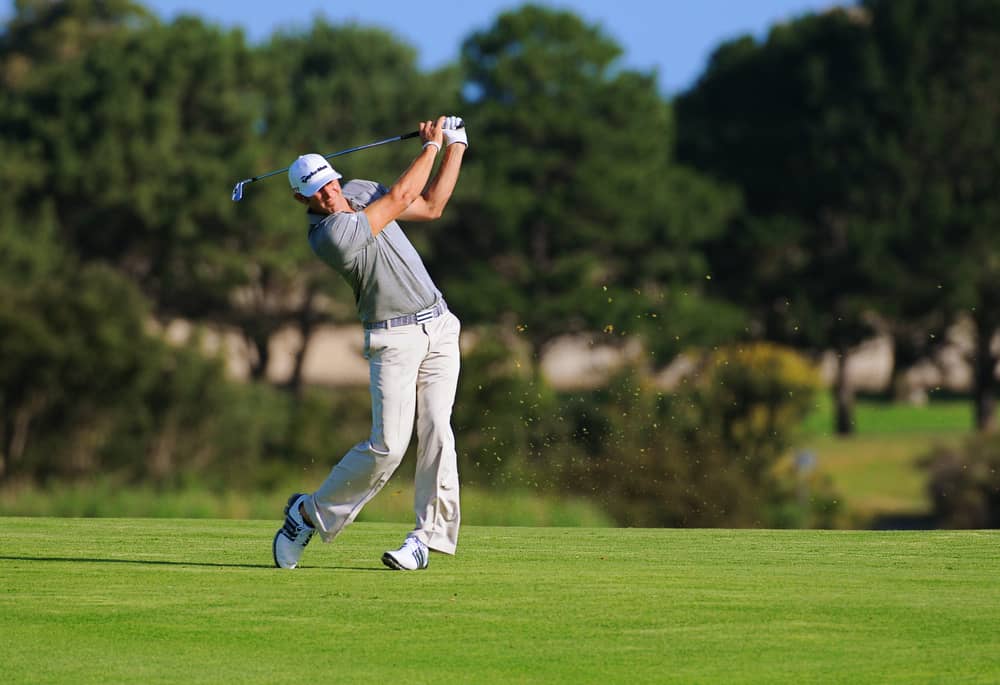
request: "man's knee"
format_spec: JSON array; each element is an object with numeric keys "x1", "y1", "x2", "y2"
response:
[{"x1": 367, "y1": 437, "x2": 407, "y2": 466}]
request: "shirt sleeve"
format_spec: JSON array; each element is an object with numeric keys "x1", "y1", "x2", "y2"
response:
[
  {"x1": 343, "y1": 179, "x2": 389, "y2": 210},
  {"x1": 311, "y1": 211, "x2": 375, "y2": 271}
]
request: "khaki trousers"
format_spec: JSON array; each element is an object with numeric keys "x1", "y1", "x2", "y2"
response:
[{"x1": 304, "y1": 311, "x2": 462, "y2": 554}]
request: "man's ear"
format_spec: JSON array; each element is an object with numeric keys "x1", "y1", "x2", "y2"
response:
[{"x1": 292, "y1": 192, "x2": 309, "y2": 205}]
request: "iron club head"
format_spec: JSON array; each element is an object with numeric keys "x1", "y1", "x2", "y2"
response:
[{"x1": 232, "y1": 179, "x2": 250, "y2": 202}]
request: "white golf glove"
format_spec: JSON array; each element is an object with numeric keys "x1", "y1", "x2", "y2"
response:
[{"x1": 442, "y1": 115, "x2": 468, "y2": 148}]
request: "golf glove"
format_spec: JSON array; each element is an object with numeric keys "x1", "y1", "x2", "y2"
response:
[{"x1": 442, "y1": 116, "x2": 468, "y2": 148}]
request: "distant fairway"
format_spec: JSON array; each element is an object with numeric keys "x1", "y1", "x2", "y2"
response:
[{"x1": 1, "y1": 519, "x2": 997, "y2": 684}]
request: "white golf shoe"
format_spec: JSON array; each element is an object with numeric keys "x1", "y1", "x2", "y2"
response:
[
  {"x1": 381, "y1": 534, "x2": 429, "y2": 571},
  {"x1": 273, "y1": 493, "x2": 315, "y2": 569}
]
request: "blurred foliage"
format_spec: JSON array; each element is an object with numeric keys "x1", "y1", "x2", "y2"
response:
[
  {"x1": 676, "y1": 8, "x2": 886, "y2": 436},
  {"x1": 691, "y1": 343, "x2": 824, "y2": 468},
  {"x1": 452, "y1": 330, "x2": 562, "y2": 487},
  {"x1": 863, "y1": 0, "x2": 1000, "y2": 431},
  {"x1": 1, "y1": 0, "x2": 1000, "y2": 529},
  {"x1": 923, "y1": 435, "x2": 1000, "y2": 528},
  {"x1": 431, "y1": 5, "x2": 745, "y2": 360},
  {"x1": 544, "y1": 343, "x2": 827, "y2": 527},
  {"x1": 677, "y1": 0, "x2": 1000, "y2": 435}
]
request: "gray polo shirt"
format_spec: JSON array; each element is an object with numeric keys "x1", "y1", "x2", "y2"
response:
[{"x1": 307, "y1": 179, "x2": 443, "y2": 325}]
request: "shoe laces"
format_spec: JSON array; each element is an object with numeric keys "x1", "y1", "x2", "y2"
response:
[{"x1": 281, "y1": 512, "x2": 314, "y2": 544}]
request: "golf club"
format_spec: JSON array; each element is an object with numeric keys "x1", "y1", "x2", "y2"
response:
[{"x1": 231, "y1": 123, "x2": 461, "y2": 201}]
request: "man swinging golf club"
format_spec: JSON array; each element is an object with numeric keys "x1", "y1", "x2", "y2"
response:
[{"x1": 273, "y1": 115, "x2": 468, "y2": 571}]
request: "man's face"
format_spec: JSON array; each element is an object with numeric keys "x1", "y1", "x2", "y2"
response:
[{"x1": 304, "y1": 179, "x2": 346, "y2": 214}]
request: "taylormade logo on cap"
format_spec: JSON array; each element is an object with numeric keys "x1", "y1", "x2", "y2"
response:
[{"x1": 288, "y1": 153, "x2": 342, "y2": 197}]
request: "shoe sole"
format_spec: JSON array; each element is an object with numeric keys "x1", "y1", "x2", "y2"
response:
[
  {"x1": 381, "y1": 552, "x2": 404, "y2": 570},
  {"x1": 272, "y1": 531, "x2": 289, "y2": 569},
  {"x1": 381, "y1": 551, "x2": 427, "y2": 571},
  {"x1": 273, "y1": 493, "x2": 307, "y2": 569}
]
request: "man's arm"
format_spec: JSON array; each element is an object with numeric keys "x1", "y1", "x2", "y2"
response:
[
  {"x1": 363, "y1": 117, "x2": 445, "y2": 236},
  {"x1": 396, "y1": 142, "x2": 467, "y2": 222}
]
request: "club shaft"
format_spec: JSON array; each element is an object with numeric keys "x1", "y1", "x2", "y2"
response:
[
  {"x1": 249, "y1": 131, "x2": 419, "y2": 184},
  {"x1": 231, "y1": 125, "x2": 459, "y2": 201}
]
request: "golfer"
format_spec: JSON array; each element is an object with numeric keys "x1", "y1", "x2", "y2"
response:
[{"x1": 273, "y1": 115, "x2": 468, "y2": 570}]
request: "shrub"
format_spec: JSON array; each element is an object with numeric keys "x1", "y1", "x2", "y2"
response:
[
  {"x1": 452, "y1": 330, "x2": 562, "y2": 487},
  {"x1": 549, "y1": 343, "x2": 828, "y2": 527},
  {"x1": 924, "y1": 434, "x2": 1000, "y2": 528}
]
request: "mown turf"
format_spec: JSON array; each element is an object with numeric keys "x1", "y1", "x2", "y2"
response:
[
  {"x1": 801, "y1": 396, "x2": 987, "y2": 437},
  {"x1": 1, "y1": 518, "x2": 997, "y2": 684},
  {"x1": 796, "y1": 397, "x2": 978, "y2": 524},
  {"x1": 796, "y1": 433, "x2": 952, "y2": 521}
]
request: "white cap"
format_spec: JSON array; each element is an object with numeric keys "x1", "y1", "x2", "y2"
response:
[{"x1": 288, "y1": 153, "x2": 342, "y2": 197}]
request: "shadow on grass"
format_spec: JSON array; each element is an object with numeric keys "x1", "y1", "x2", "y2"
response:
[
  {"x1": 869, "y1": 513, "x2": 939, "y2": 530},
  {"x1": 0, "y1": 555, "x2": 389, "y2": 571}
]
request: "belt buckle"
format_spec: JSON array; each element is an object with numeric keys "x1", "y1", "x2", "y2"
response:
[{"x1": 372, "y1": 302, "x2": 444, "y2": 330}]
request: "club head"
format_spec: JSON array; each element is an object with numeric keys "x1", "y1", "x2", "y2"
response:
[{"x1": 231, "y1": 180, "x2": 248, "y2": 202}]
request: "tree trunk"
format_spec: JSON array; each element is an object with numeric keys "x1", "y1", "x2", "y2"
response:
[
  {"x1": 833, "y1": 347, "x2": 855, "y2": 436},
  {"x1": 889, "y1": 330, "x2": 926, "y2": 404},
  {"x1": 249, "y1": 330, "x2": 270, "y2": 381},
  {"x1": 972, "y1": 314, "x2": 997, "y2": 433},
  {"x1": 288, "y1": 288, "x2": 318, "y2": 397},
  {"x1": 0, "y1": 405, "x2": 7, "y2": 481},
  {"x1": 8, "y1": 394, "x2": 46, "y2": 473},
  {"x1": 148, "y1": 414, "x2": 177, "y2": 482}
]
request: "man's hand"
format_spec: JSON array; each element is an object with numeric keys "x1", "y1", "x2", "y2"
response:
[
  {"x1": 442, "y1": 116, "x2": 468, "y2": 148},
  {"x1": 419, "y1": 116, "x2": 445, "y2": 151}
]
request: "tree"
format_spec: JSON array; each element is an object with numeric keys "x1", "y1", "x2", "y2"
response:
[
  {"x1": 863, "y1": 0, "x2": 1000, "y2": 430},
  {"x1": 550, "y1": 344, "x2": 827, "y2": 527},
  {"x1": 675, "y1": 8, "x2": 887, "y2": 434},
  {"x1": 0, "y1": 253, "x2": 168, "y2": 480},
  {"x1": 2, "y1": 5, "x2": 455, "y2": 390},
  {"x1": 428, "y1": 4, "x2": 743, "y2": 367},
  {"x1": 1, "y1": 4, "x2": 258, "y2": 320}
]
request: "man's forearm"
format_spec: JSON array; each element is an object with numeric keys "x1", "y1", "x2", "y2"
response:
[
  {"x1": 420, "y1": 144, "x2": 466, "y2": 215},
  {"x1": 364, "y1": 143, "x2": 441, "y2": 234},
  {"x1": 394, "y1": 144, "x2": 442, "y2": 204}
]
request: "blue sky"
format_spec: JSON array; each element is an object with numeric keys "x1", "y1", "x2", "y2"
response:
[{"x1": 2, "y1": 0, "x2": 843, "y2": 94}]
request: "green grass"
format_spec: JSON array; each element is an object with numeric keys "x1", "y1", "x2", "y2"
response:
[
  {"x1": 798, "y1": 433, "x2": 961, "y2": 523},
  {"x1": 0, "y1": 478, "x2": 613, "y2": 527},
  {"x1": 791, "y1": 433, "x2": 953, "y2": 525},
  {"x1": 1, "y1": 518, "x2": 997, "y2": 684},
  {"x1": 795, "y1": 396, "x2": 984, "y2": 525},
  {"x1": 801, "y1": 395, "x2": 984, "y2": 437}
]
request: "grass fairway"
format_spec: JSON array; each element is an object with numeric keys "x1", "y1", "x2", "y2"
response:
[
  {"x1": 2, "y1": 518, "x2": 998, "y2": 684},
  {"x1": 799, "y1": 434, "x2": 951, "y2": 523},
  {"x1": 797, "y1": 397, "x2": 978, "y2": 525}
]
